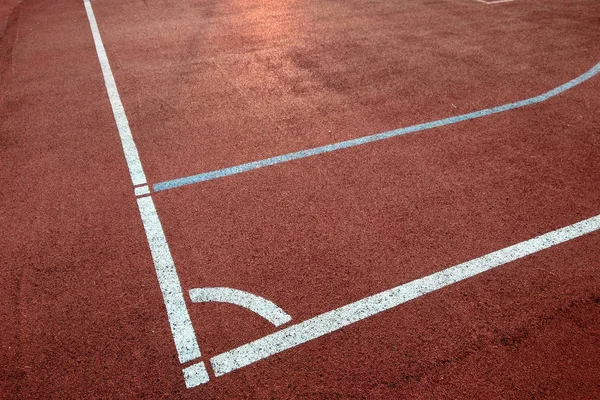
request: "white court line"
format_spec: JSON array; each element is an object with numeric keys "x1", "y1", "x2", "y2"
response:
[
  {"x1": 83, "y1": 0, "x2": 596, "y2": 388},
  {"x1": 83, "y1": 0, "x2": 204, "y2": 382},
  {"x1": 210, "y1": 214, "x2": 600, "y2": 377},
  {"x1": 189, "y1": 287, "x2": 292, "y2": 327},
  {"x1": 475, "y1": 0, "x2": 515, "y2": 4},
  {"x1": 134, "y1": 185, "x2": 150, "y2": 196},
  {"x1": 182, "y1": 362, "x2": 210, "y2": 388},
  {"x1": 83, "y1": 0, "x2": 146, "y2": 187},
  {"x1": 137, "y1": 196, "x2": 201, "y2": 363}
]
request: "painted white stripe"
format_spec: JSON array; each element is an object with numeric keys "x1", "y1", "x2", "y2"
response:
[
  {"x1": 475, "y1": 0, "x2": 514, "y2": 4},
  {"x1": 84, "y1": 0, "x2": 200, "y2": 368},
  {"x1": 134, "y1": 185, "x2": 150, "y2": 196},
  {"x1": 136, "y1": 196, "x2": 201, "y2": 363},
  {"x1": 189, "y1": 287, "x2": 292, "y2": 327},
  {"x1": 84, "y1": 0, "x2": 147, "y2": 186},
  {"x1": 211, "y1": 214, "x2": 600, "y2": 376},
  {"x1": 182, "y1": 361, "x2": 210, "y2": 388}
]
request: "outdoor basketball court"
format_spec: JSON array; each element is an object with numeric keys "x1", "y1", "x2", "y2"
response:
[{"x1": 1, "y1": 0, "x2": 600, "y2": 398}]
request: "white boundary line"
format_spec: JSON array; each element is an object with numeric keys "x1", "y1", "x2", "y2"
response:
[
  {"x1": 475, "y1": 0, "x2": 515, "y2": 4},
  {"x1": 83, "y1": 0, "x2": 206, "y2": 386},
  {"x1": 136, "y1": 196, "x2": 201, "y2": 364},
  {"x1": 83, "y1": 0, "x2": 146, "y2": 187},
  {"x1": 209, "y1": 214, "x2": 600, "y2": 377}
]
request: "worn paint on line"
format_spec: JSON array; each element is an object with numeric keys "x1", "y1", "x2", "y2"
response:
[{"x1": 182, "y1": 361, "x2": 210, "y2": 389}]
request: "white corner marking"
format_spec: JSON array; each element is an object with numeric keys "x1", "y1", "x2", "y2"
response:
[{"x1": 189, "y1": 287, "x2": 292, "y2": 327}]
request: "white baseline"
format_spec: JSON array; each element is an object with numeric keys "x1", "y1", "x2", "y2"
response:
[{"x1": 210, "y1": 214, "x2": 600, "y2": 376}]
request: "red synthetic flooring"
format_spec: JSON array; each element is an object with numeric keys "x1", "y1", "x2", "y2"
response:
[
  {"x1": 1, "y1": 0, "x2": 600, "y2": 398},
  {"x1": 93, "y1": 0, "x2": 600, "y2": 180}
]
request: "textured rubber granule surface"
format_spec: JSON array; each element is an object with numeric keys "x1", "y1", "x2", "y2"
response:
[{"x1": 1, "y1": 0, "x2": 599, "y2": 398}]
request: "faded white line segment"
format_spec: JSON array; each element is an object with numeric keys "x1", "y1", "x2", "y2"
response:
[
  {"x1": 84, "y1": 0, "x2": 147, "y2": 186},
  {"x1": 210, "y1": 214, "x2": 600, "y2": 376},
  {"x1": 136, "y1": 196, "x2": 201, "y2": 364},
  {"x1": 190, "y1": 287, "x2": 292, "y2": 327}
]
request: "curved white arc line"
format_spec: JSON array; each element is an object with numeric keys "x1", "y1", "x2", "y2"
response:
[
  {"x1": 189, "y1": 287, "x2": 292, "y2": 327},
  {"x1": 84, "y1": 0, "x2": 147, "y2": 186}
]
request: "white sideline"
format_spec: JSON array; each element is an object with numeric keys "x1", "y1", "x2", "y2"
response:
[
  {"x1": 83, "y1": 0, "x2": 147, "y2": 186},
  {"x1": 83, "y1": 0, "x2": 203, "y2": 374},
  {"x1": 83, "y1": 0, "x2": 599, "y2": 388}
]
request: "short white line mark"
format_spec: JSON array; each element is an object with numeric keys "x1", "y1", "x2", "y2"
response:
[
  {"x1": 84, "y1": 0, "x2": 147, "y2": 186},
  {"x1": 210, "y1": 214, "x2": 600, "y2": 376},
  {"x1": 189, "y1": 287, "x2": 292, "y2": 327},
  {"x1": 136, "y1": 196, "x2": 201, "y2": 364},
  {"x1": 475, "y1": 0, "x2": 514, "y2": 4},
  {"x1": 134, "y1": 185, "x2": 150, "y2": 196},
  {"x1": 182, "y1": 361, "x2": 210, "y2": 389}
]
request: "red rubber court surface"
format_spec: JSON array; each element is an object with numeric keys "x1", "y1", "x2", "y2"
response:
[{"x1": 1, "y1": 0, "x2": 600, "y2": 398}]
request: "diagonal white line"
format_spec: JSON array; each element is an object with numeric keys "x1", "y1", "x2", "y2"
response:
[
  {"x1": 210, "y1": 214, "x2": 600, "y2": 377},
  {"x1": 82, "y1": 0, "x2": 600, "y2": 387}
]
